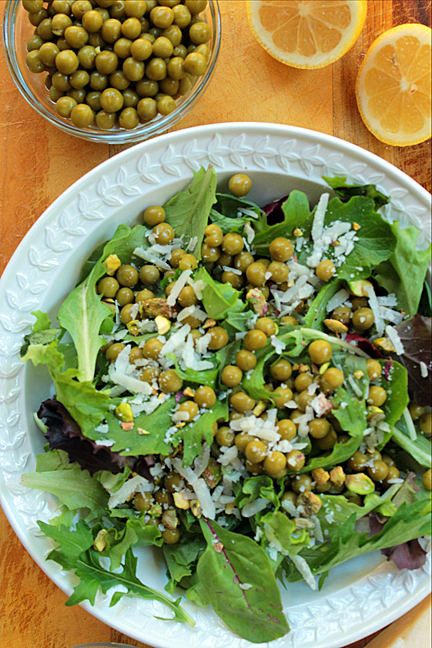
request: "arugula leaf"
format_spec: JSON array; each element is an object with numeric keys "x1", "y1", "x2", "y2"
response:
[
  {"x1": 167, "y1": 353, "x2": 219, "y2": 388},
  {"x1": 194, "y1": 267, "x2": 245, "y2": 319},
  {"x1": 172, "y1": 400, "x2": 228, "y2": 466},
  {"x1": 295, "y1": 358, "x2": 368, "y2": 475},
  {"x1": 99, "y1": 516, "x2": 163, "y2": 571},
  {"x1": 78, "y1": 240, "x2": 108, "y2": 283},
  {"x1": 164, "y1": 166, "x2": 217, "y2": 260},
  {"x1": 39, "y1": 520, "x2": 94, "y2": 571},
  {"x1": 163, "y1": 537, "x2": 206, "y2": 593},
  {"x1": 323, "y1": 176, "x2": 390, "y2": 210},
  {"x1": 39, "y1": 522, "x2": 194, "y2": 625},
  {"x1": 374, "y1": 221, "x2": 431, "y2": 316},
  {"x1": 316, "y1": 491, "x2": 399, "y2": 535},
  {"x1": 209, "y1": 193, "x2": 265, "y2": 234},
  {"x1": 22, "y1": 451, "x2": 109, "y2": 520},
  {"x1": 197, "y1": 518, "x2": 289, "y2": 643},
  {"x1": 379, "y1": 359, "x2": 408, "y2": 427},
  {"x1": 253, "y1": 190, "x2": 311, "y2": 255}
]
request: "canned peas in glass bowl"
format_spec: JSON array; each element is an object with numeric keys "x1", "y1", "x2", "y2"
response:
[{"x1": 2, "y1": 0, "x2": 221, "y2": 143}]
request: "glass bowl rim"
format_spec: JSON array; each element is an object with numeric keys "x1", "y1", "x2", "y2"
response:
[{"x1": 2, "y1": 0, "x2": 221, "y2": 144}]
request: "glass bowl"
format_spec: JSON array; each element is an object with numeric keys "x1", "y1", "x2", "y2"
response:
[{"x1": 2, "y1": 0, "x2": 221, "y2": 144}]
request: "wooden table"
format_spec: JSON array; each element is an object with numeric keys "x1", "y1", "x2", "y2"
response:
[{"x1": 0, "y1": 1, "x2": 430, "y2": 646}]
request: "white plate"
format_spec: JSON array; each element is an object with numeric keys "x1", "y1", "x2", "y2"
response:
[{"x1": 0, "y1": 123, "x2": 430, "y2": 648}]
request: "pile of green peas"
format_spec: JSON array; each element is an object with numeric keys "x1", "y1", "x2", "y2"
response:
[{"x1": 23, "y1": 0, "x2": 211, "y2": 131}]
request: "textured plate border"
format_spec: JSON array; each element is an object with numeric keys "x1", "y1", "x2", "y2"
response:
[{"x1": 0, "y1": 123, "x2": 430, "y2": 648}]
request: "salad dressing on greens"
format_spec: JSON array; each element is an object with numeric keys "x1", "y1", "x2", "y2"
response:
[{"x1": 21, "y1": 168, "x2": 431, "y2": 643}]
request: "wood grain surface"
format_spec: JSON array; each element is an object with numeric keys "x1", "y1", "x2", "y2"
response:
[{"x1": 0, "y1": 2, "x2": 431, "y2": 647}]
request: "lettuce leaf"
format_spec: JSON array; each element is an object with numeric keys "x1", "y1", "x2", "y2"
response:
[
  {"x1": 172, "y1": 399, "x2": 228, "y2": 466},
  {"x1": 58, "y1": 224, "x2": 150, "y2": 381},
  {"x1": 194, "y1": 266, "x2": 245, "y2": 319},
  {"x1": 323, "y1": 176, "x2": 390, "y2": 210},
  {"x1": 164, "y1": 166, "x2": 217, "y2": 260},
  {"x1": 374, "y1": 221, "x2": 431, "y2": 317},
  {"x1": 295, "y1": 196, "x2": 396, "y2": 281},
  {"x1": 22, "y1": 449, "x2": 109, "y2": 520},
  {"x1": 283, "y1": 500, "x2": 431, "y2": 584},
  {"x1": 252, "y1": 190, "x2": 311, "y2": 255},
  {"x1": 197, "y1": 518, "x2": 289, "y2": 643},
  {"x1": 235, "y1": 475, "x2": 280, "y2": 511},
  {"x1": 261, "y1": 511, "x2": 310, "y2": 557},
  {"x1": 393, "y1": 315, "x2": 432, "y2": 406}
]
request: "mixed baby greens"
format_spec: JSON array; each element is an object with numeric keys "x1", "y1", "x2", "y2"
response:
[{"x1": 21, "y1": 168, "x2": 431, "y2": 643}]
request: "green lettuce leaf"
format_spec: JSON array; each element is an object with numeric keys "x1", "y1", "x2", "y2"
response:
[
  {"x1": 261, "y1": 511, "x2": 310, "y2": 557},
  {"x1": 235, "y1": 475, "x2": 280, "y2": 511},
  {"x1": 58, "y1": 223, "x2": 150, "y2": 381},
  {"x1": 172, "y1": 400, "x2": 228, "y2": 466},
  {"x1": 194, "y1": 267, "x2": 245, "y2": 319},
  {"x1": 323, "y1": 176, "x2": 390, "y2": 210},
  {"x1": 253, "y1": 190, "x2": 311, "y2": 255},
  {"x1": 21, "y1": 310, "x2": 61, "y2": 355},
  {"x1": 22, "y1": 450, "x2": 109, "y2": 520},
  {"x1": 283, "y1": 500, "x2": 431, "y2": 583},
  {"x1": 295, "y1": 196, "x2": 396, "y2": 281},
  {"x1": 374, "y1": 221, "x2": 431, "y2": 316},
  {"x1": 197, "y1": 518, "x2": 289, "y2": 643},
  {"x1": 164, "y1": 166, "x2": 217, "y2": 260}
]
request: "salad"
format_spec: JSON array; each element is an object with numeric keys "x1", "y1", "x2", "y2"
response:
[{"x1": 21, "y1": 168, "x2": 431, "y2": 643}]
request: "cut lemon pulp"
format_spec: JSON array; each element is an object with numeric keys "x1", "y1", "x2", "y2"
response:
[
  {"x1": 356, "y1": 24, "x2": 432, "y2": 147},
  {"x1": 247, "y1": 0, "x2": 367, "y2": 69}
]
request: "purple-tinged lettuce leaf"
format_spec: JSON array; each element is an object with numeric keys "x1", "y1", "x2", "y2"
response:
[
  {"x1": 382, "y1": 540, "x2": 427, "y2": 570},
  {"x1": 38, "y1": 399, "x2": 155, "y2": 479},
  {"x1": 345, "y1": 333, "x2": 385, "y2": 358},
  {"x1": 394, "y1": 314, "x2": 432, "y2": 406}
]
